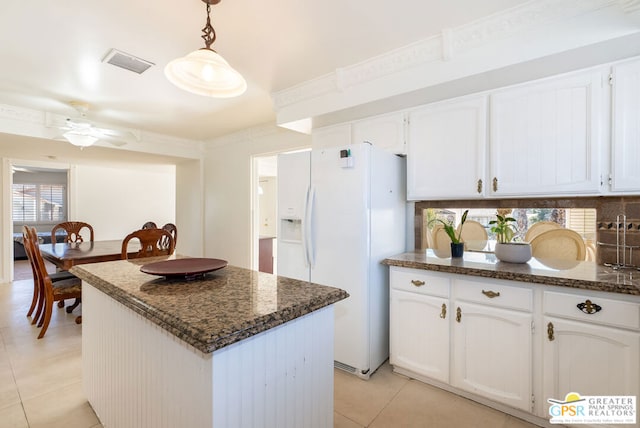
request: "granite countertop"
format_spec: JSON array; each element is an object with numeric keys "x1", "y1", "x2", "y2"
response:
[
  {"x1": 383, "y1": 250, "x2": 640, "y2": 296},
  {"x1": 70, "y1": 256, "x2": 349, "y2": 354}
]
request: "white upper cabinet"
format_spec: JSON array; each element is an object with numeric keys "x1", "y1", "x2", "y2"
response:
[
  {"x1": 352, "y1": 112, "x2": 406, "y2": 155},
  {"x1": 407, "y1": 95, "x2": 487, "y2": 200},
  {"x1": 489, "y1": 70, "x2": 604, "y2": 197},
  {"x1": 611, "y1": 58, "x2": 640, "y2": 192}
]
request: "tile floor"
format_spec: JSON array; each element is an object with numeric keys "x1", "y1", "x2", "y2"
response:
[{"x1": 1, "y1": 273, "x2": 541, "y2": 428}]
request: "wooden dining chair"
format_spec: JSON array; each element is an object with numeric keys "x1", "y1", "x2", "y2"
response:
[
  {"x1": 22, "y1": 226, "x2": 76, "y2": 320},
  {"x1": 142, "y1": 221, "x2": 157, "y2": 229},
  {"x1": 24, "y1": 226, "x2": 82, "y2": 338},
  {"x1": 51, "y1": 221, "x2": 94, "y2": 244},
  {"x1": 121, "y1": 228, "x2": 175, "y2": 259},
  {"x1": 161, "y1": 223, "x2": 177, "y2": 249}
]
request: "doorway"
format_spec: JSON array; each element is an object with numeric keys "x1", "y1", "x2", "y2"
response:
[
  {"x1": 4, "y1": 161, "x2": 71, "y2": 282},
  {"x1": 252, "y1": 155, "x2": 278, "y2": 274}
]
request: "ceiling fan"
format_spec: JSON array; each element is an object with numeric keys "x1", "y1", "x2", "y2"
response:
[{"x1": 48, "y1": 101, "x2": 138, "y2": 148}]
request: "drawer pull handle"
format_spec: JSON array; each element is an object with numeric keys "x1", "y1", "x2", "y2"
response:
[
  {"x1": 411, "y1": 280, "x2": 425, "y2": 287},
  {"x1": 456, "y1": 307, "x2": 462, "y2": 323},
  {"x1": 477, "y1": 179, "x2": 483, "y2": 194},
  {"x1": 492, "y1": 177, "x2": 499, "y2": 192},
  {"x1": 481, "y1": 290, "x2": 500, "y2": 298},
  {"x1": 577, "y1": 300, "x2": 602, "y2": 315},
  {"x1": 440, "y1": 303, "x2": 447, "y2": 319},
  {"x1": 547, "y1": 322, "x2": 554, "y2": 341}
]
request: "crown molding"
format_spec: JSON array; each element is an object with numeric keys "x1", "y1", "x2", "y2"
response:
[
  {"x1": 0, "y1": 103, "x2": 204, "y2": 158},
  {"x1": 0, "y1": 104, "x2": 44, "y2": 124},
  {"x1": 272, "y1": 0, "x2": 630, "y2": 110}
]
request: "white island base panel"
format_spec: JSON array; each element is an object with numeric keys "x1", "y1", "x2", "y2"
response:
[{"x1": 82, "y1": 283, "x2": 335, "y2": 428}]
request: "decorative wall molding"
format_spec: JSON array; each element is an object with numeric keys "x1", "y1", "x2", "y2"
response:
[
  {"x1": 0, "y1": 104, "x2": 44, "y2": 125},
  {"x1": 335, "y1": 36, "x2": 442, "y2": 92},
  {"x1": 272, "y1": 0, "x2": 632, "y2": 110},
  {"x1": 452, "y1": 0, "x2": 617, "y2": 55}
]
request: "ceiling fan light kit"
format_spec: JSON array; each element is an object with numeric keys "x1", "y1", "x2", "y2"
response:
[
  {"x1": 165, "y1": 0, "x2": 246, "y2": 98},
  {"x1": 63, "y1": 130, "x2": 99, "y2": 148}
]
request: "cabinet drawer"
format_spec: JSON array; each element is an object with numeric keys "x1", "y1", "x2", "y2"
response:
[
  {"x1": 454, "y1": 278, "x2": 532, "y2": 312},
  {"x1": 544, "y1": 291, "x2": 640, "y2": 330},
  {"x1": 390, "y1": 267, "x2": 450, "y2": 298}
]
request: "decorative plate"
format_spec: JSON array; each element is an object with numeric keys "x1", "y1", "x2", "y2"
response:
[{"x1": 140, "y1": 258, "x2": 227, "y2": 279}]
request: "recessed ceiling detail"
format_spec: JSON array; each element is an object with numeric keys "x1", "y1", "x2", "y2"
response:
[{"x1": 102, "y1": 49, "x2": 155, "y2": 74}]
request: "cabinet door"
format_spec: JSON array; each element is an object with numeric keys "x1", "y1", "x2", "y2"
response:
[
  {"x1": 352, "y1": 112, "x2": 406, "y2": 155},
  {"x1": 611, "y1": 58, "x2": 640, "y2": 191},
  {"x1": 407, "y1": 95, "x2": 487, "y2": 200},
  {"x1": 543, "y1": 317, "x2": 640, "y2": 420},
  {"x1": 390, "y1": 289, "x2": 449, "y2": 383},
  {"x1": 489, "y1": 70, "x2": 603, "y2": 196},
  {"x1": 452, "y1": 301, "x2": 532, "y2": 411}
]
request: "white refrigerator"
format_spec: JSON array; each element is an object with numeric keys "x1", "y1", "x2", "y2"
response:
[{"x1": 277, "y1": 142, "x2": 406, "y2": 379}]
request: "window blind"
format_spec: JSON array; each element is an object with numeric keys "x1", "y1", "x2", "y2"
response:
[{"x1": 12, "y1": 183, "x2": 66, "y2": 224}]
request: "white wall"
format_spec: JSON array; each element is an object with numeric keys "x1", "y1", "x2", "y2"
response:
[
  {"x1": 176, "y1": 159, "x2": 204, "y2": 257},
  {"x1": 72, "y1": 164, "x2": 176, "y2": 241},
  {"x1": 204, "y1": 126, "x2": 310, "y2": 269}
]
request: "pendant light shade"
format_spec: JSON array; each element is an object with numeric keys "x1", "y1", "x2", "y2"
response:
[
  {"x1": 165, "y1": 0, "x2": 246, "y2": 98},
  {"x1": 165, "y1": 48, "x2": 246, "y2": 98}
]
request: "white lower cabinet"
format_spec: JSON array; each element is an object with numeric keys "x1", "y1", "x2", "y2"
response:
[
  {"x1": 389, "y1": 267, "x2": 450, "y2": 383},
  {"x1": 390, "y1": 289, "x2": 449, "y2": 383},
  {"x1": 390, "y1": 268, "x2": 533, "y2": 411},
  {"x1": 452, "y1": 301, "x2": 532, "y2": 411},
  {"x1": 389, "y1": 267, "x2": 640, "y2": 426},
  {"x1": 542, "y1": 290, "x2": 640, "y2": 427}
]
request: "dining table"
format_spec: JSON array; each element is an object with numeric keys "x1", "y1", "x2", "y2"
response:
[{"x1": 38, "y1": 239, "x2": 140, "y2": 271}]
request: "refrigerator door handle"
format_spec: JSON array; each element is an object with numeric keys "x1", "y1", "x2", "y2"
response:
[
  {"x1": 301, "y1": 186, "x2": 311, "y2": 267},
  {"x1": 305, "y1": 186, "x2": 316, "y2": 268}
]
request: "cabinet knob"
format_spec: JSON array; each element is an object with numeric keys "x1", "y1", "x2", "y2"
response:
[
  {"x1": 440, "y1": 303, "x2": 447, "y2": 319},
  {"x1": 456, "y1": 307, "x2": 462, "y2": 323},
  {"x1": 477, "y1": 179, "x2": 483, "y2": 194},
  {"x1": 577, "y1": 299, "x2": 602, "y2": 315},
  {"x1": 481, "y1": 290, "x2": 500, "y2": 298},
  {"x1": 411, "y1": 280, "x2": 425, "y2": 287},
  {"x1": 547, "y1": 322, "x2": 554, "y2": 341},
  {"x1": 492, "y1": 177, "x2": 498, "y2": 192}
]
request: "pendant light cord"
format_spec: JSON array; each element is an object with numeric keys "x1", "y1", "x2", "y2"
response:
[{"x1": 201, "y1": 3, "x2": 217, "y2": 50}]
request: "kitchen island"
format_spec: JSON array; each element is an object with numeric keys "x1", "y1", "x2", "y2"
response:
[{"x1": 70, "y1": 256, "x2": 348, "y2": 428}]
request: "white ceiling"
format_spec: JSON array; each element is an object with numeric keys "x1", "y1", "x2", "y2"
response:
[{"x1": 0, "y1": 0, "x2": 530, "y2": 142}]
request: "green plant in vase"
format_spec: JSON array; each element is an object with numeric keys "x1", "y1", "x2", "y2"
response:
[
  {"x1": 435, "y1": 210, "x2": 468, "y2": 257},
  {"x1": 489, "y1": 213, "x2": 531, "y2": 263},
  {"x1": 489, "y1": 214, "x2": 516, "y2": 243}
]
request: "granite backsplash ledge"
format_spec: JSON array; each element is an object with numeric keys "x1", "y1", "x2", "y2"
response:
[{"x1": 413, "y1": 195, "x2": 640, "y2": 266}]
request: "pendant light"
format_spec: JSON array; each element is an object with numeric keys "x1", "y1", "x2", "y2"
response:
[{"x1": 165, "y1": 0, "x2": 246, "y2": 98}]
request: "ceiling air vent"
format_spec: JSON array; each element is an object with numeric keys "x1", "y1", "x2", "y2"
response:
[{"x1": 102, "y1": 49, "x2": 154, "y2": 74}]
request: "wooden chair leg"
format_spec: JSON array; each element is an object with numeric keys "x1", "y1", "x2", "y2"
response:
[
  {"x1": 33, "y1": 288, "x2": 45, "y2": 326},
  {"x1": 66, "y1": 298, "x2": 81, "y2": 313},
  {"x1": 26, "y1": 279, "x2": 38, "y2": 318},
  {"x1": 38, "y1": 299, "x2": 53, "y2": 339}
]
